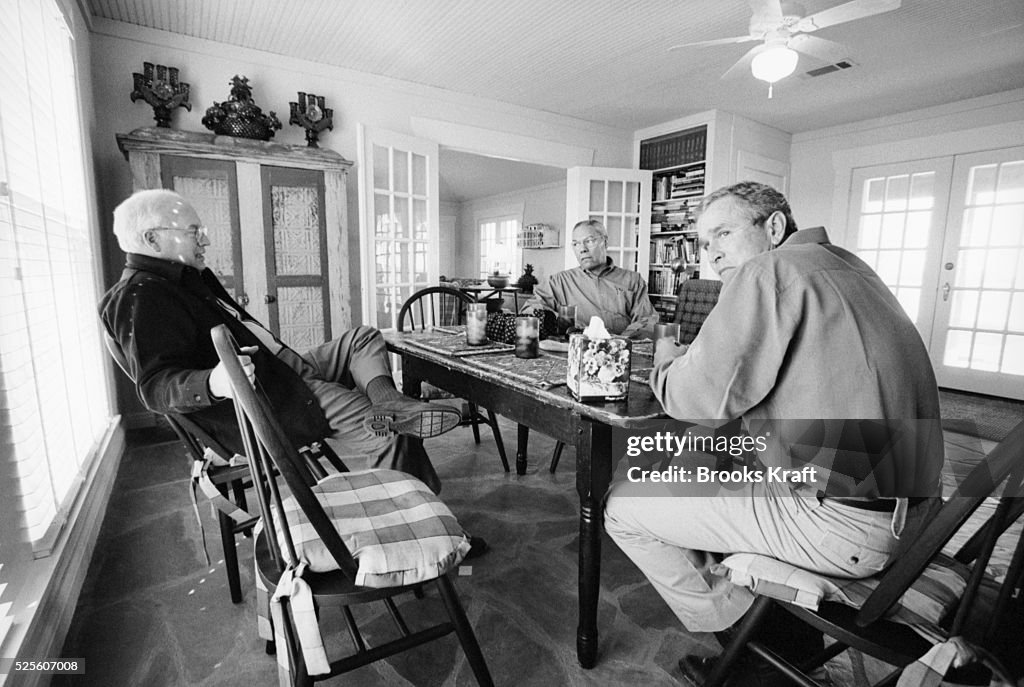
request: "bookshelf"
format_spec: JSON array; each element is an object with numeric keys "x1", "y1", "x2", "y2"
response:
[{"x1": 640, "y1": 125, "x2": 707, "y2": 322}]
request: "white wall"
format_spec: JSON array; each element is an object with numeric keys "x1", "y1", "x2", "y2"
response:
[
  {"x1": 790, "y1": 89, "x2": 1024, "y2": 247},
  {"x1": 454, "y1": 180, "x2": 567, "y2": 285},
  {"x1": 88, "y1": 19, "x2": 633, "y2": 319}
]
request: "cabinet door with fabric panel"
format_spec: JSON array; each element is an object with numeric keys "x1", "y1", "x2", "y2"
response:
[{"x1": 117, "y1": 127, "x2": 353, "y2": 350}]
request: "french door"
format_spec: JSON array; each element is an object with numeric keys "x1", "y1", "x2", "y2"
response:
[
  {"x1": 564, "y1": 166, "x2": 652, "y2": 275},
  {"x1": 932, "y1": 148, "x2": 1024, "y2": 398},
  {"x1": 357, "y1": 125, "x2": 439, "y2": 331},
  {"x1": 849, "y1": 147, "x2": 1024, "y2": 399}
]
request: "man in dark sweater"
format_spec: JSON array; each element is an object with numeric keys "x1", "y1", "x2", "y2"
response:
[{"x1": 100, "y1": 189, "x2": 461, "y2": 494}]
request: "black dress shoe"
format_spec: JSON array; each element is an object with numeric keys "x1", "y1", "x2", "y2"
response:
[
  {"x1": 465, "y1": 535, "x2": 490, "y2": 559},
  {"x1": 678, "y1": 655, "x2": 716, "y2": 685},
  {"x1": 678, "y1": 653, "x2": 791, "y2": 687}
]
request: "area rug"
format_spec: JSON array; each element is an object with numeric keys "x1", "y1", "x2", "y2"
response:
[{"x1": 939, "y1": 389, "x2": 1024, "y2": 442}]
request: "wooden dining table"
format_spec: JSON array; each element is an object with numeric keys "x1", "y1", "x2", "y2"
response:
[{"x1": 384, "y1": 328, "x2": 665, "y2": 669}]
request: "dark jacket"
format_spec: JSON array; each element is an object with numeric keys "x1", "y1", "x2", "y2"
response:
[{"x1": 99, "y1": 253, "x2": 330, "y2": 455}]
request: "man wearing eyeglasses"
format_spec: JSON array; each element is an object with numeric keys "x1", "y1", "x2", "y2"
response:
[
  {"x1": 99, "y1": 189, "x2": 465, "y2": 498},
  {"x1": 521, "y1": 219, "x2": 659, "y2": 338}
]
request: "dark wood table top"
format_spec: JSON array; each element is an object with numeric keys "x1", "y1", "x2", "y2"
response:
[{"x1": 385, "y1": 329, "x2": 666, "y2": 427}]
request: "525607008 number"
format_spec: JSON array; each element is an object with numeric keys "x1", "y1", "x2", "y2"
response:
[{"x1": 0, "y1": 658, "x2": 85, "y2": 674}]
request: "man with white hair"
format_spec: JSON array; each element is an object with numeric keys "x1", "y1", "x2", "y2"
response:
[
  {"x1": 99, "y1": 189, "x2": 463, "y2": 496},
  {"x1": 522, "y1": 219, "x2": 659, "y2": 338}
]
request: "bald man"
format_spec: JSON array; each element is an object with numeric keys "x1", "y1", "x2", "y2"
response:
[{"x1": 99, "y1": 189, "x2": 461, "y2": 493}]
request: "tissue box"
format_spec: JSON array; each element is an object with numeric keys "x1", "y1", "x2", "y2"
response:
[{"x1": 566, "y1": 333, "x2": 632, "y2": 402}]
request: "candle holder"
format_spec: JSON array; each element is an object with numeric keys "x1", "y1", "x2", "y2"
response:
[
  {"x1": 289, "y1": 92, "x2": 334, "y2": 148},
  {"x1": 201, "y1": 76, "x2": 282, "y2": 141},
  {"x1": 130, "y1": 62, "x2": 191, "y2": 128}
]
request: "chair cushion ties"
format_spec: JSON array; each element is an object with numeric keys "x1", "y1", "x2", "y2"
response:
[{"x1": 271, "y1": 562, "x2": 332, "y2": 678}]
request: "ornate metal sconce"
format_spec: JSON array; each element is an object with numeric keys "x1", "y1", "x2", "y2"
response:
[
  {"x1": 130, "y1": 62, "x2": 191, "y2": 128},
  {"x1": 289, "y1": 92, "x2": 334, "y2": 148}
]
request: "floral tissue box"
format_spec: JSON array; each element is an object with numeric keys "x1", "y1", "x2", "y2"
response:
[{"x1": 566, "y1": 334, "x2": 632, "y2": 402}]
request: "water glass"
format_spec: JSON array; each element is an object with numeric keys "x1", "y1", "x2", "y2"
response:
[
  {"x1": 556, "y1": 304, "x2": 577, "y2": 336},
  {"x1": 515, "y1": 316, "x2": 540, "y2": 359},
  {"x1": 654, "y1": 322, "x2": 681, "y2": 343},
  {"x1": 466, "y1": 302, "x2": 488, "y2": 345}
]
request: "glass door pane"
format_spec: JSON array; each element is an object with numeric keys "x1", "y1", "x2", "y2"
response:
[
  {"x1": 848, "y1": 158, "x2": 952, "y2": 345},
  {"x1": 932, "y1": 147, "x2": 1024, "y2": 398},
  {"x1": 565, "y1": 167, "x2": 652, "y2": 275},
  {"x1": 358, "y1": 125, "x2": 439, "y2": 331}
]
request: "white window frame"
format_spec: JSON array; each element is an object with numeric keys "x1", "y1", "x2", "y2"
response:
[
  {"x1": 476, "y1": 205, "x2": 523, "y2": 279},
  {"x1": 0, "y1": 0, "x2": 116, "y2": 658}
]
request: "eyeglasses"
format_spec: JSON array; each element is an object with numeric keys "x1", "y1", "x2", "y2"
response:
[
  {"x1": 148, "y1": 225, "x2": 208, "y2": 240},
  {"x1": 571, "y1": 236, "x2": 605, "y2": 249}
]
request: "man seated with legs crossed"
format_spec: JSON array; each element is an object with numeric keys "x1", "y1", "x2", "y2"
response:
[
  {"x1": 100, "y1": 189, "x2": 486, "y2": 555},
  {"x1": 604, "y1": 182, "x2": 943, "y2": 685}
]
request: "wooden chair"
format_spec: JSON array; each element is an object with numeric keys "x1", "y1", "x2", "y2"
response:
[
  {"x1": 398, "y1": 286, "x2": 510, "y2": 472},
  {"x1": 103, "y1": 332, "x2": 345, "y2": 604},
  {"x1": 103, "y1": 331, "x2": 260, "y2": 603},
  {"x1": 210, "y1": 324, "x2": 494, "y2": 687},
  {"x1": 672, "y1": 277, "x2": 722, "y2": 344},
  {"x1": 704, "y1": 419, "x2": 1024, "y2": 687}
]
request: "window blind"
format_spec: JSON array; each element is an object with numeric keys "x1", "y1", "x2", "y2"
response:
[{"x1": 0, "y1": 0, "x2": 110, "y2": 649}]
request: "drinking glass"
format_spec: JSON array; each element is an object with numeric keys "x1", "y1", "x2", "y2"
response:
[
  {"x1": 515, "y1": 316, "x2": 540, "y2": 359},
  {"x1": 466, "y1": 302, "x2": 488, "y2": 345},
  {"x1": 556, "y1": 304, "x2": 577, "y2": 336},
  {"x1": 654, "y1": 322, "x2": 681, "y2": 343}
]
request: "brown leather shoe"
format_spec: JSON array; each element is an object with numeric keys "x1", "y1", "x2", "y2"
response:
[{"x1": 364, "y1": 400, "x2": 462, "y2": 439}]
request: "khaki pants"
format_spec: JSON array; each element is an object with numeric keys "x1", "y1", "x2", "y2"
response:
[
  {"x1": 604, "y1": 461, "x2": 917, "y2": 632},
  {"x1": 276, "y1": 326, "x2": 434, "y2": 484}
]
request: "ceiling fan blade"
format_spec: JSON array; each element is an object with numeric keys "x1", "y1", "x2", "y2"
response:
[
  {"x1": 794, "y1": 0, "x2": 901, "y2": 33},
  {"x1": 721, "y1": 44, "x2": 765, "y2": 80},
  {"x1": 668, "y1": 35, "x2": 757, "y2": 51},
  {"x1": 788, "y1": 34, "x2": 850, "y2": 63}
]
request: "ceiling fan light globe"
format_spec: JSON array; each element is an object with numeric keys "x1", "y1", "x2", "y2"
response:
[{"x1": 751, "y1": 46, "x2": 799, "y2": 83}]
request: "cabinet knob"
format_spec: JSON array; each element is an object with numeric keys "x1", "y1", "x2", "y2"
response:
[
  {"x1": 264, "y1": 294, "x2": 277, "y2": 304},
  {"x1": 238, "y1": 293, "x2": 249, "y2": 306}
]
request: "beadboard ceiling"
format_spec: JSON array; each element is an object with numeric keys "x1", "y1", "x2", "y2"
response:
[{"x1": 85, "y1": 0, "x2": 1024, "y2": 200}]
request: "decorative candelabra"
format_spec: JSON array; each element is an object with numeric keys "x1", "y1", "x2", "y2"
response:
[
  {"x1": 201, "y1": 76, "x2": 282, "y2": 141},
  {"x1": 289, "y1": 92, "x2": 334, "y2": 148},
  {"x1": 130, "y1": 62, "x2": 191, "y2": 128}
]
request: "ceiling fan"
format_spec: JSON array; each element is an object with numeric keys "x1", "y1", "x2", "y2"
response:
[{"x1": 669, "y1": 0, "x2": 902, "y2": 95}]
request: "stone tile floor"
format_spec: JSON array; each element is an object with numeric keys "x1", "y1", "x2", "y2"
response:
[{"x1": 57, "y1": 419, "x2": 1010, "y2": 686}]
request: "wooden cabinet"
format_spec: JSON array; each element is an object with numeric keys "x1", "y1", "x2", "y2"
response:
[
  {"x1": 117, "y1": 127, "x2": 353, "y2": 348},
  {"x1": 634, "y1": 110, "x2": 792, "y2": 321}
]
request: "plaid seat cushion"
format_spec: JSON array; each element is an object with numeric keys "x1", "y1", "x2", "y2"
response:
[
  {"x1": 713, "y1": 551, "x2": 970, "y2": 630},
  {"x1": 275, "y1": 469, "x2": 471, "y2": 588}
]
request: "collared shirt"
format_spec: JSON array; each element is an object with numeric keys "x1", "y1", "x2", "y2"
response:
[
  {"x1": 99, "y1": 253, "x2": 329, "y2": 455},
  {"x1": 522, "y1": 258, "x2": 660, "y2": 337},
  {"x1": 649, "y1": 227, "x2": 943, "y2": 498}
]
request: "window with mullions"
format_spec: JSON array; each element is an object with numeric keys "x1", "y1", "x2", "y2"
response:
[
  {"x1": 478, "y1": 215, "x2": 520, "y2": 278},
  {"x1": 0, "y1": 0, "x2": 110, "y2": 647}
]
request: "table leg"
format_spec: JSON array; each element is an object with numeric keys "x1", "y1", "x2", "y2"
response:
[
  {"x1": 576, "y1": 419, "x2": 613, "y2": 668},
  {"x1": 516, "y1": 423, "x2": 529, "y2": 475}
]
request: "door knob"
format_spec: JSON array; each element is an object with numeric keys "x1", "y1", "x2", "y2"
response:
[{"x1": 265, "y1": 294, "x2": 277, "y2": 304}]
